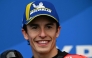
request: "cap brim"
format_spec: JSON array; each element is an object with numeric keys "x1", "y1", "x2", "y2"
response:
[{"x1": 26, "y1": 14, "x2": 58, "y2": 25}]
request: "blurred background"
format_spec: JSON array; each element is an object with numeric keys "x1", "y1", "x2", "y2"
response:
[{"x1": 0, "y1": 0, "x2": 92, "y2": 58}]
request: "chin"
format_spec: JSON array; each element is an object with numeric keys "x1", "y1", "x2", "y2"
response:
[{"x1": 36, "y1": 48, "x2": 51, "y2": 54}]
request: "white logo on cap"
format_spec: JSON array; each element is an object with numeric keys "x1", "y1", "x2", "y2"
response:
[
  {"x1": 33, "y1": 2, "x2": 45, "y2": 9},
  {"x1": 30, "y1": 2, "x2": 52, "y2": 15}
]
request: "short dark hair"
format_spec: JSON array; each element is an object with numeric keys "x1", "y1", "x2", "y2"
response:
[{"x1": 22, "y1": 15, "x2": 60, "y2": 32}]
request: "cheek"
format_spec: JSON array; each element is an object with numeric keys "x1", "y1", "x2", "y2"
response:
[
  {"x1": 27, "y1": 31, "x2": 38, "y2": 47},
  {"x1": 48, "y1": 29, "x2": 58, "y2": 38},
  {"x1": 46, "y1": 30, "x2": 57, "y2": 46},
  {"x1": 46, "y1": 29, "x2": 57, "y2": 38},
  {"x1": 47, "y1": 31, "x2": 57, "y2": 48},
  {"x1": 27, "y1": 30, "x2": 39, "y2": 39},
  {"x1": 27, "y1": 30, "x2": 41, "y2": 46}
]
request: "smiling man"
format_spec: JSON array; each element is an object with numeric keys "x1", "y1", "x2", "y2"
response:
[{"x1": 22, "y1": 1, "x2": 87, "y2": 58}]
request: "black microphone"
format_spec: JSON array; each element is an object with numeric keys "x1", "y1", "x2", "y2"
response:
[{"x1": 0, "y1": 50, "x2": 23, "y2": 58}]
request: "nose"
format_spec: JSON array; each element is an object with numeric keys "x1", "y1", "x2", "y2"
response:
[{"x1": 39, "y1": 29, "x2": 46, "y2": 39}]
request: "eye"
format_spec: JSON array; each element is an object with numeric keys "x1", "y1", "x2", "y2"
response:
[
  {"x1": 28, "y1": 24, "x2": 38, "y2": 29},
  {"x1": 31, "y1": 26, "x2": 38, "y2": 29},
  {"x1": 47, "y1": 25, "x2": 52, "y2": 29}
]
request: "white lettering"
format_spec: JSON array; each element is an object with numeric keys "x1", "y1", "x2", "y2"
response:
[
  {"x1": 30, "y1": 8, "x2": 52, "y2": 15},
  {"x1": 76, "y1": 45, "x2": 92, "y2": 57},
  {"x1": 56, "y1": 45, "x2": 92, "y2": 57}
]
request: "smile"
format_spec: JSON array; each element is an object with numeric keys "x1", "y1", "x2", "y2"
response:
[{"x1": 35, "y1": 40, "x2": 51, "y2": 46}]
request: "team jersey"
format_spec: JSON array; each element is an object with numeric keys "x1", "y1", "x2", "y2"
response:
[
  {"x1": 32, "y1": 49, "x2": 87, "y2": 58},
  {"x1": 53, "y1": 49, "x2": 87, "y2": 58}
]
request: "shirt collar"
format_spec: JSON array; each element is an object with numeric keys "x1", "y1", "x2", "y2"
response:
[{"x1": 31, "y1": 49, "x2": 68, "y2": 58}]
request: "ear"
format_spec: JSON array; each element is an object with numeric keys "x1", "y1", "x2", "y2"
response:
[
  {"x1": 22, "y1": 29, "x2": 28, "y2": 40},
  {"x1": 56, "y1": 26, "x2": 61, "y2": 38}
]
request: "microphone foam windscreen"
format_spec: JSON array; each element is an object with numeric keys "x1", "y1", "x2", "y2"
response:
[{"x1": 0, "y1": 50, "x2": 23, "y2": 58}]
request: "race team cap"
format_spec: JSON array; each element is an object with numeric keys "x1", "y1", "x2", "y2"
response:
[{"x1": 22, "y1": 1, "x2": 59, "y2": 26}]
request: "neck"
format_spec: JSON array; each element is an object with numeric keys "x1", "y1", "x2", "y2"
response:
[{"x1": 32, "y1": 47, "x2": 58, "y2": 58}]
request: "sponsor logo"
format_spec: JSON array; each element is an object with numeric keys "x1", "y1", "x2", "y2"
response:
[{"x1": 30, "y1": 2, "x2": 52, "y2": 15}]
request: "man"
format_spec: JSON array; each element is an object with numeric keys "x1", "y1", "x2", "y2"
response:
[{"x1": 22, "y1": 1, "x2": 87, "y2": 58}]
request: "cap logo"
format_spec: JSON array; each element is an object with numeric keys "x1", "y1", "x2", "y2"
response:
[
  {"x1": 30, "y1": 2, "x2": 52, "y2": 15},
  {"x1": 33, "y1": 2, "x2": 45, "y2": 9}
]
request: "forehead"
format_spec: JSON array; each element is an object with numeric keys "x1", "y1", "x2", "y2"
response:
[{"x1": 28, "y1": 15, "x2": 56, "y2": 24}]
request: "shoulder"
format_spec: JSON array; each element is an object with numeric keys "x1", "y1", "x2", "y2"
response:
[{"x1": 64, "y1": 54, "x2": 87, "y2": 58}]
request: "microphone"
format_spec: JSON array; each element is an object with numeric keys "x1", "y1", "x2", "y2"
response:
[{"x1": 0, "y1": 50, "x2": 23, "y2": 58}]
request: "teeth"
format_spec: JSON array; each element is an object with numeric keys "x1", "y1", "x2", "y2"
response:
[{"x1": 38, "y1": 41, "x2": 48, "y2": 44}]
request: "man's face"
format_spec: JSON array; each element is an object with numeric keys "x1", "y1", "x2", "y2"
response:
[{"x1": 22, "y1": 16, "x2": 60, "y2": 53}]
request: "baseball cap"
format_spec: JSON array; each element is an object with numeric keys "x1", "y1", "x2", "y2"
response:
[{"x1": 22, "y1": 1, "x2": 59, "y2": 26}]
